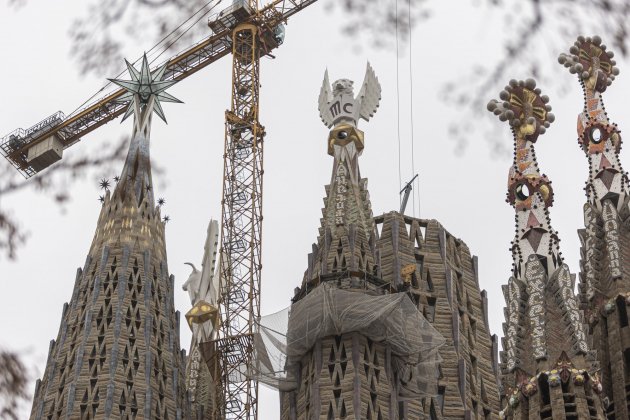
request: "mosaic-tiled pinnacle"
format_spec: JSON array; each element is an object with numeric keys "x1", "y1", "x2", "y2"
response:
[
  {"x1": 562, "y1": 35, "x2": 630, "y2": 419},
  {"x1": 489, "y1": 79, "x2": 604, "y2": 419}
]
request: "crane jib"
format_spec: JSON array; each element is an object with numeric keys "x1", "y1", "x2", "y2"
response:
[{"x1": 1, "y1": 0, "x2": 318, "y2": 178}]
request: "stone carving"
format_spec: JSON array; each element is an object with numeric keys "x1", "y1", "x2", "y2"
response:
[
  {"x1": 183, "y1": 262, "x2": 202, "y2": 304},
  {"x1": 602, "y1": 200, "x2": 622, "y2": 279},
  {"x1": 318, "y1": 62, "x2": 381, "y2": 129},
  {"x1": 582, "y1": 203, "x2": 599, "y2": 299},
  {"x1": 555, "y1": 265, "x2": 589, "y2": 354},
  {"x1": 559, "y1": 36, "x2": 627, "y2": 210},
  {"x1": 334, "y1": 162, "x2": 348, "y2": 226},
  {"x1": 505, "y1": 277, "x2": 523, "y2": 372},
  {"x1": 183, "y1": 220, "x2": 220, "y2": 336},
  {"x1": 524, "y1": 257, "x2": 547, "y2": 361}
]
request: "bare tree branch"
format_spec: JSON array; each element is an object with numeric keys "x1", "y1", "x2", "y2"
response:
[
  {"x1": 5, "y1": 0, "x2": 630, "y2": 260},
  {"x1": 0, "y1": 137, "x2": 127, "y2": 260},
  {"x1": 4, "y1": 0, "x2": 25, "y2": 9},
  {"x1": 69, "y1": 0, "x2": 215, "y2": 76},
  {"x1": 441, "y1": 0, "x2": 630, "y2": 154},
  {"x1": 0, "y1": 349, "x2": 29, "y2": 420}
]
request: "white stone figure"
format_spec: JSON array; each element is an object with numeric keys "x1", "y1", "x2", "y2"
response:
[
  {"x1": 183, "y1": 219, "x2": 221, "y2": 341},
  {"x1": 182, "y1": 262, "x2": 202, "y2": 304},
  {"x1": 318, "y1": 62, "x2": 382, "y2": 129}
]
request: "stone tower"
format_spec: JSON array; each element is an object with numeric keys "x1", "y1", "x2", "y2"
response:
[
  {"x1": 276, "y1": 64, "x2": 441, "y2": 419},
  {"x1": 488, "y1": 79, "x2": 605, "y2": 418},
  {"x1": 29, "y1": 56, "x2": 188, "y2": 420},
  {"x1": 559, "y1": 35, "x2": 630, "y2": 419},
  {"x1": 373, "y1": 213, "x2": 502, "y2": 418},
  {"x1": 280, "y1": 63, "x2": 405, "y2": 419},
  {"x1": 273, "y1": 64, "x2": 501, "y2": 419}
]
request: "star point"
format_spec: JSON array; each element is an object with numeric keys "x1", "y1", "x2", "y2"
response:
[
  {"x1": 109, "y1": 53, "x2": 182, "y2": 124},
  {"x1": 99, "y1": 178, "x2": 110, "y2": 190}
]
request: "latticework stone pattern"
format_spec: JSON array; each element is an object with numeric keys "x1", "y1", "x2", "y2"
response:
[
  {"x1": 281, "y1": 333, "x2": 393, "y2": 419},
  {"x1": 282, "y1": 210, "x2": 501, "y2": 419},
  {"x1": 376, "y1": 212, "x2": 501, "y2": 419},
  {"x1": 281, "y1": 134, "x2": 396, "y2": 417},
  {"x1": 30, "y1": 131, "x2": 188, "y2": 419}
]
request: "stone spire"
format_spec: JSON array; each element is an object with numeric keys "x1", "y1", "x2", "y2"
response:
[
  {"x1": 30, "y1": 55, "x2": 188, "y2": 419},
  {"x1": 560, "y1": 35, "x2": 630, "y2": 418},
  {"x1": 182, "y1": 220, "x2": 221, "y2": 418},
  {"x1": 295, "y1": 63, "x2": 382, "y2": 299},
  {"x1": 281, "y1": 64, "x2": 413, "y2": 419},
  {"x1": 559, "y1": 36, "x2": 629, "y2": 297},
  {"x1": 559, "y1": 35, "x2": 624, "y2": 211},
  {"x1": 488, "y1": 79, "x2": 605, "y2": 419}
]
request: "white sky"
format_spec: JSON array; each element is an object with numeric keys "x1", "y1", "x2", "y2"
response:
[{"x1": 2, "y1": 0, "x2": 629, "y2": 417}]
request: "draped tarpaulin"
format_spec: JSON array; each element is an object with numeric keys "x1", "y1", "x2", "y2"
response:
[{"x1": 250, "y1": 284, "x2": 445, "y2": 398}]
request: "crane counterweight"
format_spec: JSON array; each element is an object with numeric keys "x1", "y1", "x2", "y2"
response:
[
  {"x1": 1, "y1": 110, "x2": 67, "y2": 176},
  {"x1": 208, "y1": 0, "x2": 254, "y2": 34}
]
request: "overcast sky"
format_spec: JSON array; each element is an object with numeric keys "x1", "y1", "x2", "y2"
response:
[{"x1": 2, "y1": 0, "x2": 629, "y2": 417}]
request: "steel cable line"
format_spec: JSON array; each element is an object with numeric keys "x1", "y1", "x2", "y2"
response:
[{"x1": 67, "y1": 0, "x2": 222, "y2": 119}]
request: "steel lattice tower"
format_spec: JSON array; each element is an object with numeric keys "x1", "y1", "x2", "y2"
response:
[{"x1": 214, "y1": 16, "x2": 264, "y2": 420}]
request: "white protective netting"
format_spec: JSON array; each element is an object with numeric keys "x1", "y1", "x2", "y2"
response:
[{"x1": 251, "y1": 284, "x2": 446, "y2": 398}]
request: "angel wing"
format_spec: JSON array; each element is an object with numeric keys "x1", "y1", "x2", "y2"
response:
[
  {"x1": 354, "y1": 62, "x2": 382, "y2": 123},
  {"x1": 198, "y1": 220, "x2": 220, "y2": 305},
  {"x1": 318, "y1": 69, "x2": 335, "y2": 128}
]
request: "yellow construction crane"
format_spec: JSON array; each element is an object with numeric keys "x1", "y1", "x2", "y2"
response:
[{"x1": 1, "y1": 0, "x2": 319, "y2": 418}]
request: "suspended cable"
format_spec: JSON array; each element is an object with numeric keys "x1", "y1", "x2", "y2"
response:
[
  {"x1": 395, "y1": 0, "x2": 402, "y2": 208},
  {"x1": 67, "y1": 0, "x2": 221, "y2": 118},
  {"x1": 150, "y1": 0, "x2": 221, "y2": 62},
  {"x1": 150, "y1": 1, "x2": 221, "y2": 65},
  {"x1": 407, "y1": 0, "x2": 417, "y2": 219}
]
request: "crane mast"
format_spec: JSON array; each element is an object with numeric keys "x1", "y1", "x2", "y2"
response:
[{"x1": 213, "y1": 4, "x2": 264, "y2": 418}]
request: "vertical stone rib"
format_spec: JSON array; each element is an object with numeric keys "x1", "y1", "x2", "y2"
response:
[
  {"x1": 391, "y1": 219, "x2": 400, "y2": 288},
  {"x1": 351, "y1": 333, "x2": 361, "y2": 417},
  {"x1": 143, "y1": 249, "x2": 153, "y2": 418},
  {"x1": 65, "y1": 246, "x2": 108, "y2": 416}
]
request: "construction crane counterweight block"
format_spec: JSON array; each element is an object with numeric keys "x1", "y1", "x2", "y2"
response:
[
  {"x1": 208, "y1": 0, "x2": 254, "y2": 34},
  {"x1": 0, "y1": 111, "x2": 67, "y2": 176}
]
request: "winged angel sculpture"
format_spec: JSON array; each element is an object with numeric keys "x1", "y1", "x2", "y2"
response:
[{"x1": 318, "y1": 62, "x2": 382, "y2": 129}]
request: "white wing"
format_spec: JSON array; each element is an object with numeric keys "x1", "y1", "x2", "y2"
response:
[
  {"x1": 355, "y1": 62, "x2": 382, "y2": 123},
  {"x1": 199, "y1": 220, "x2": 220, "y2": 304},
  {"x1": 318, "y1": 69, "x2": 334, "y2": 128},
  {"x1": 212, "y1": 251, "x2": 226, "y2": 307}
]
